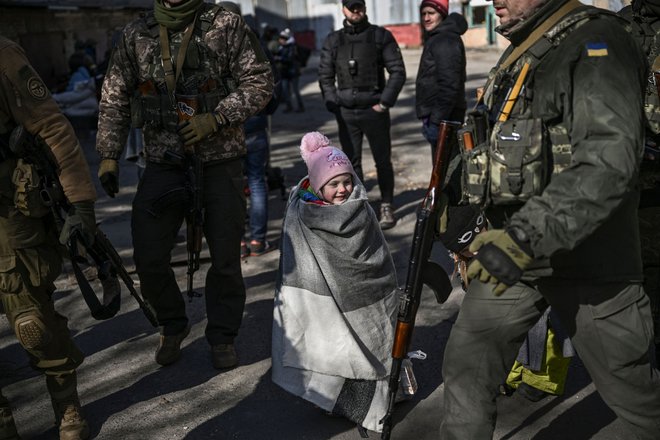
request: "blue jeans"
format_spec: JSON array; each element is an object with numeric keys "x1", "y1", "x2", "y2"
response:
[
  {"x1": 243, "y1": 131, "x2": 269, "y2": 242},
  {"x1": 422, "y1": 121, "x2": 439, "y2": 159}
]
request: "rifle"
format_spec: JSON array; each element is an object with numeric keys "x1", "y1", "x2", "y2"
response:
[
  {"x1": 159, "y1": 149, "x2": 204, "y2": 302},
  {"x1": 8, "y1": 126, "x2": 158, "y2": 327},
  {"x1": 380, "y1": 120, "x2": 461, "y2": 440}
]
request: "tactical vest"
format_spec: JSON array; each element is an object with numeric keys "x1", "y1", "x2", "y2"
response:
[
  {"x1": 628, "y1": 13, "x2": 660, "y2": 140},
  {"x1": 458, "y1": 8, "x2": 616, "y2": 207},
  {"x1": 335, "y1": 27, "x2": 381, "y2": 90},
  {"x1": 130, "y1": 4, "x2": 234, "y2": 131}
]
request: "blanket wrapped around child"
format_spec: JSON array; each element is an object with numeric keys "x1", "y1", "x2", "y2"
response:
[{"x1": 272, "y1": 178, "x2": 398, "y2": 432}]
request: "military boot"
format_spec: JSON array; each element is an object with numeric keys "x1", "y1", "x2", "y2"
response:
[
  {"x1": 0, "y1": 391, "x2": 20, "y2": 440},
  {"x1": 46, "y1": 373, "x2": 89, "y2": 440},
  {"x1": 379, "y1": 203, "x2": 396, "y2": 230},
  {"x1": 211, "y1": 344, "x2": 238, "y2": 369},
  {"x1": 155, "y1": 324, "x2": 191, "y2": 366}
]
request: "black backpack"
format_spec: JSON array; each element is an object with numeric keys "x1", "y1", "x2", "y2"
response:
[{"x1": 296, "y1": 44, "x2": 311, "y2": 68}]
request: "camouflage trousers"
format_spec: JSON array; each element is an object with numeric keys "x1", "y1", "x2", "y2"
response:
[{"x1": 0, "y1": 206, "x2": 83, "y2": 375}]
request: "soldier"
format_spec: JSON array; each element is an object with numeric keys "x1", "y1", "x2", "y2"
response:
[
  {"x1": 96, "y1": 0, "x2": 273, "y2": 369},
  {"x1": 440, "y1": 0, "x2": 660, "y2": 438},
  {"x1": 318, "y1": 0, "x2": 406, "y2": 230},
  {"x1": 619, "y1": 0, "x2": 660, "y2": 366},
  {"x1": 0, "y1": 36, "x2": 96, "y2": 439}
]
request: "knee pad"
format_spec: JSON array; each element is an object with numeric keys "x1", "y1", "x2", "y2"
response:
[{"x1": 14, "y1": 311, "x2": 52, "y2": 350}]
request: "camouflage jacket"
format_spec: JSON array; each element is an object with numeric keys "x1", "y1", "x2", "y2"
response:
[
  {"x1": 97, "y1": 5, "x2": 273, "y2": 163},
  {"x1": 483, "y1": 1, "x2": 646, "y2": 280},
  {"x1": 0, "y1": 36, "x2": 96, "y2": 204}
]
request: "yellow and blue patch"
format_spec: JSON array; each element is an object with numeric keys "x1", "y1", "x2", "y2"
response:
[{"x1": 586, "y1": 42, "x2": 608, "y2": 57}]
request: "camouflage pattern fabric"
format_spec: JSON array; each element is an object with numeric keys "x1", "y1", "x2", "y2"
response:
[
  {"x1": 0, "y1": 36, "x2": 96, "y2": 203},
  {"x1": 97, "y1": 5, "x2": 273, "y2": 163}
]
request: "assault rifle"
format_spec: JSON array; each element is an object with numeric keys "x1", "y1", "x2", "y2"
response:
[
  {"x1": 8, "y1": 126, "x2": 158, "y2": 327},
  {"x1": 157, "y1": 149, "x2": 204, "y2": 302},
  {"x1": 380, "y1": 120, "x2": 461, "y2": 440}
]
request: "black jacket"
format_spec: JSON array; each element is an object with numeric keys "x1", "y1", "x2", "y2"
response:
[
  {"x1": 318, "y1": 18, "x2": 406, "y2": 109},
  {"x1": 415, "y1": 13, "x2": 467, "y2": 125}
]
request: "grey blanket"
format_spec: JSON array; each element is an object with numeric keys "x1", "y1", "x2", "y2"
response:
[{"x1": 272, "y1": 178, "x2": 398, "y2": 432}]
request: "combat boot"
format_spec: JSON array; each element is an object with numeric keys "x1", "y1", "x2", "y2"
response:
[
  {"x1": 46, "y1": 373, "x2": 89, "y2": 440},
  {"x1": 379, "y1": 203, "x2": 396, "y2": 230},
  {"x1": 211, "y1": 343, "x2": 238, "y2": 369},
  {"x1": 0, "y1": 391, "x2": 20, "y2": 440},
  {"x1": 155, "y1": 324, "x2": 190, "y2": 366}
]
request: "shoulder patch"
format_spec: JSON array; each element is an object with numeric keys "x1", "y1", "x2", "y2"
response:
[
  {"x1": 586, "y1": 42, "x2": 608, "y2": 57},
  {"x1": 18, "y1": 65, "x2": 49, "y2": 101}
]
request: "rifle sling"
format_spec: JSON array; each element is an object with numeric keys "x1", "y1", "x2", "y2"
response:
[
  {"x1": 159, "y1": 17, "x2": 197, "y2": 107},
  {"x1": 69, "y1": 241, "x2": 121, "y2": 320}
]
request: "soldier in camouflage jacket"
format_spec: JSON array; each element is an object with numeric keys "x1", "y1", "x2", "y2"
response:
[{"x1": 96, "y1": 0, "x2": 273, "y2": 369}]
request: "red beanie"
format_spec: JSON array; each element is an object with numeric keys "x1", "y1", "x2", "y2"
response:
[{"x1": 421, "y1": 0, "x2": 448, "y2": 17}]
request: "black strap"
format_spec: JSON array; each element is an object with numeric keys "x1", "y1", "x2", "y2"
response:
[{"x1": 69, "y1": 235, "x2": 121, "y2": 321}]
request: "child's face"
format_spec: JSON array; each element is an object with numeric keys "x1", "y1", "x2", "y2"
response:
[{"x1": 321, "y1": 173, "x2": 354, "y2": 205}]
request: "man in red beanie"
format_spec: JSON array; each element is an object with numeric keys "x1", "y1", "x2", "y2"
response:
[{"x1": 420, "y1": 0, "x2": 449, "y2": 17}]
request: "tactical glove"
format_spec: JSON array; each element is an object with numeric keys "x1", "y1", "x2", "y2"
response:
[
  {"x1": 325, "y1": 101, "x2": 340, "y2": 114},
  {"x1": 59, "y1": 201, "x2": 96, "y2": 246},
  {"x1": 466, "y1": 228, "x2": 533, "y2": 296},
  {"x1": 98, "y1": 159, "x2": 119, "y2": 198},
  {"x1": 177, "y1": 112, "x2": 226, "y2": 148}
]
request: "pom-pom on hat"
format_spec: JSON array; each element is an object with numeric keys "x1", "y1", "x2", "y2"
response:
[
  {"x1": 420, "y1": 0, "x2": 448, "y2": 17},
  {"x1": 300, "y1": 132, "x2": 355, "y2": 195}
]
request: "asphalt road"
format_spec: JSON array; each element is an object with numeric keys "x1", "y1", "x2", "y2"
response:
[{"x1": 0, "y1": 47, "x2": 633, "y2": 439}]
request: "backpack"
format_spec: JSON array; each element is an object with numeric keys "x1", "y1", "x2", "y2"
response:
[{"x1": 295, "y1": 44, "x2": 311, "y2": 68}]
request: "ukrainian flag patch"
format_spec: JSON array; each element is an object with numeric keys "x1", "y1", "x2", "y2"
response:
[{"x1": 586, "y1": 42, "x2": 608, "y2": 57}]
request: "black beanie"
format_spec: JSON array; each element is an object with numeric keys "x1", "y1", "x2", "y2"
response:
[{"x1": 438, "y1": 205, "x2": 486, "y2": 253}]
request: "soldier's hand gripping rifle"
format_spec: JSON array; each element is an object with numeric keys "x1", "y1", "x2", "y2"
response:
[
  {"x1": 8, "y1": 126, "x2": 158, "y2": 327},
  {"x1": 380, "y1": 120, "x2": 461, "y2": 440}
]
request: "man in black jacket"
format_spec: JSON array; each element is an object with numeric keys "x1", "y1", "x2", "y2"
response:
[{"x1": 318, "y1": 0, "x2": 406, "y2": 229}]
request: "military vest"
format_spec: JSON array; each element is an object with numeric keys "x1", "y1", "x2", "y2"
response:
[
  {"x1": 458, "y1": 8, "x2": 618, "y2": 207},
  {"x1": 131, "y1": 4, "x2": 234, "y2": 131},
  {"x1": 335, "y1": 27, "x2": 381, "y2": 90}
]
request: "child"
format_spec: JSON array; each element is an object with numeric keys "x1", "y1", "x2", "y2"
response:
[{"x1": 272, "y1": 132, "x2": 399, "y2": 433}]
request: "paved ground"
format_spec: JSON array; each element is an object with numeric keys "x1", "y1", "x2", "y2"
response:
[{"x1": 0, "y1": 47, "x2": 633, "y2": 439}]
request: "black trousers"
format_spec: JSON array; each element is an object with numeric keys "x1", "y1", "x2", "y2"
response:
[
  {"x1": 336, "y1": 107, "x2": 394, "y2": 204},
  {"x1": 132, "y1": 159, "x2": 246, "y2": 345}
]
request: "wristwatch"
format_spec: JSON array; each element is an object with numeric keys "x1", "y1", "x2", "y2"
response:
[{"x1": 378, "y1": 103, "x2": 389, "y2": 111}]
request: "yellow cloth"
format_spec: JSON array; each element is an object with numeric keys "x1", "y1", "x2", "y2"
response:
[{"x1": 506, "y1": 327, "x2": 571, "y2": 395}]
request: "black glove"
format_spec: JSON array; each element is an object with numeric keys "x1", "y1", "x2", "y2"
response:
[
  {"x1": 325, "y1": 101, "x2": 340, "y2": 114},
  {"x1": 98, "y1": 159, "x2": 119, "y2": 198},
  {"x1": 59, "y1": 201, "x2": 96, "y2": 246}
]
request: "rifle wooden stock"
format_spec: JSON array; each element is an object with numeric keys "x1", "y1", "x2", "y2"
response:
[{"x1": 380, "y1": 120, "x2": 461, "y2": 440}]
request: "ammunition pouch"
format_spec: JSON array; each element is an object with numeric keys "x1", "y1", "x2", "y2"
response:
[
  {"x1": 12, "y1": 159, "x2": 50, "y2": 218},
  {"x1": 130, "y1": 81, "x2": 232, "y2": 131},
  {"x1": 489, "y1": 118, "x2": 547, "y2": 204},
  {"x1": 458, "y1": 110, "x2": 490, "y2": 205},
  {"x1": 459, "y1": 115, "x2": 550, "y2": 206}
]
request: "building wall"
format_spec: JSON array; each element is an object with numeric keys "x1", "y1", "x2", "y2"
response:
[{"x1": 1, "y1": 6, "x2": 147, "y2": 88}]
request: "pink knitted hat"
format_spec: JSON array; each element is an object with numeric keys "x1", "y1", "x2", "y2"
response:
[{"x1": 300, "y1": 132, "x2": 355, "y2": 194}]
